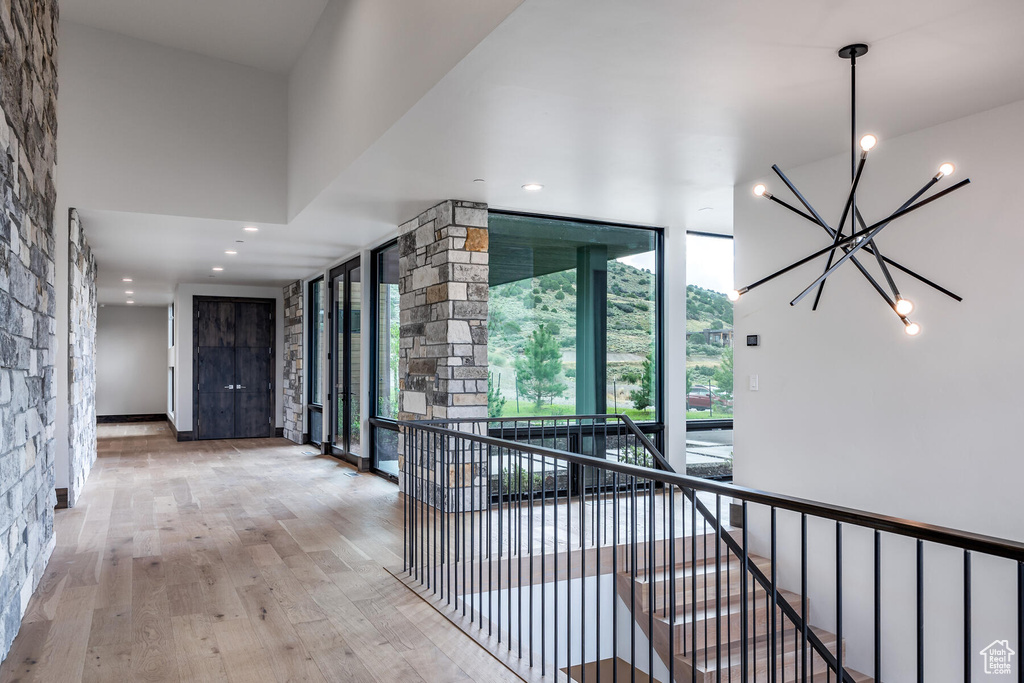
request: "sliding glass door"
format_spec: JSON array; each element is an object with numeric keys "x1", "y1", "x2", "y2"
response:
[
  {"x1": 308, "y1": 277, "x2": 325, "y2": 446},
  {"x1": 330, "y1": 257, "x2": 361, "y2": 457},
  {"x1": 370, "y1": 241, "x2": 400, "y2": 477}
]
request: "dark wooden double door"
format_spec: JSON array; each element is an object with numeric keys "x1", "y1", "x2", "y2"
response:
[{"x1": 194, "y1": 298, "x2": 275, "y2": 440}]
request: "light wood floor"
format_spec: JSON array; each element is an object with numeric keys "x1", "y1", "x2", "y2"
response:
[{"x1": 0, "y1": 423, "x2": 522, "y2": 683}]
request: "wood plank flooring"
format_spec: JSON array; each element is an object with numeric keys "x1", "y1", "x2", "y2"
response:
[{"x1": 0, "y1": 423, "x2": 522, "y2": 683}]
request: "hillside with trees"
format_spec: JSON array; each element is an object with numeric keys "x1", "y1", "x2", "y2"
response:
[{"x1": 487, "y1": 260, "x2": 656, "y2": 416}]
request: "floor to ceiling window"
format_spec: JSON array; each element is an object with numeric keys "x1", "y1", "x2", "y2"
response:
[
  {"x1": 685, "y1": 231, "x2": 734, "y2": 479},
  {"x1": 370, "y1": 240, "x2": 400, "y2": 478},
  {"x1": 329, "y1": 257, "x2": 361, "y2": 459},
  {"x1": 308, "y1": 277, "x2": 325, "y2": 446},
  {"x1": 487, "y1": 212, "x2": 662, "y2": 432}
]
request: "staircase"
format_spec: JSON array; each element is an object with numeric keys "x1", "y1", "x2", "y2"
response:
[{"x1": 616, "y1": 533, "x2": 873, "y2": 683}]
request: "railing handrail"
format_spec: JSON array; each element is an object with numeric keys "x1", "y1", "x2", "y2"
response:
[{"x1": 402, "y1": 418, "x2": 1024, "y2": 562}]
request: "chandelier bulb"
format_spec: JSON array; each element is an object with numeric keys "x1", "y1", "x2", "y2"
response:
[
  {"x1": 904, "y1": 320, "x2": 921, "y2": 336},
  {"x1": 937, "y1": 162, "x2": 955, "y2": 178},
  {"x1": 894, "y1": 298, "x2": 914, "y2": 316},
  {"x1": 859, "y1": 134, "x2": 878, "y2": 152},
  {"x1": 753, "y1": 184, "x2": 767, "y2": 198},
  {"x1": 727, "y1": 289, "x2": 742, "y2": 302}
]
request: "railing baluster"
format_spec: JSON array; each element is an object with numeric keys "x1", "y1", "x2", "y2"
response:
[
  {"x1": 613, "y1": 468, "x2": 619, "y2": 683},
  {"x1": 837, "y1": 522, "x2": 844, "y2": 683},
  {"x1": 529, "y1": 446, "x2": 535, "y2": 668},
  {"x1": 497, "y1": 443, "x2": 503, "y2": 643},
  {"x1": 488, "y1": 443, "x2": 494, "y2": 636},
  {"x1": 554, "y1": 454, "x2": 559, "y2": 672},
  {"x1": 632, "y1": 474, "x2": 638, "y2": 681},
  {"x1": 468, "y1": 438, "x2": 475, "y2": 619},
  {"x1": 874, "y1": 530, "x2": 880, "y2": 681},
  {"x1": 669, "y1": 483, "x2": 676, "y2": 683},
  {"x1": 540, "y1": 451, "x2": 546, "y2": 674},
  {"x1": 742, "y1": 501, "x2": 748, "y2": 682},
  {"x1": 917, "y1": 539, "x2": 924, "y2": 683},
  {"x1": 582, "y1": 464, "x2": 589, "y2": 683},
  {"x1": 567, "y1": 462, "x2": 574, "y2": 682},
  {"x1": 772, "y1": 506, "x2": 778, "y2": 683},
  {"x1": 963, "y1": 549, "x2": 970, "y2": 683},
  {"x1": 695, "y1": 491, "x2": 700, "y2": 683},
  {"x1": 649, "y1": 474, "x2": 656, "y2": 683},
  {"x1": 717, "y1": 494, "x2": 723, "y2": 682},
  {"x1": 802, "y1": 514, "x2": 808, "y2": 683}
]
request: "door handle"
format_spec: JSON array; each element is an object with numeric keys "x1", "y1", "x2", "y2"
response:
[
  {"x1": 224, "y1": 385, "x2": 235, "y2": 390},
  {"x1": 237, "y1": 386, "x2": 247, "y2": 390}
]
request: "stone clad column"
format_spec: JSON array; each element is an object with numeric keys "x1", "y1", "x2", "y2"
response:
[{"x1": 397, "y1": 200, "x2": 488, "y2": 509}]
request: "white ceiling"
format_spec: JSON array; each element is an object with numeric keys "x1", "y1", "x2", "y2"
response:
[
  {"x1": 61, "y1": 0, "x2": 328, "y2": 73},
  {"x1": 77, "y1": 0, "x2": 1024, "y2": 305}
]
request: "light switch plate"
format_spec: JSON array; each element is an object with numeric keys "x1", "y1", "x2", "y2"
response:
[{"x1": 749, "y1": 374, "x2": 759, "y2": 391}]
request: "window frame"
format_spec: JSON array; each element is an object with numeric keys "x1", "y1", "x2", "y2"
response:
[
  {"x1": 487, "y1": 209, "x2": 666, "y2": 442},
  {"x1": 684, "y1": 229, "x2": 734, "y2": 433},
  {"x1": 369, "y1": 238, "x2": 400, "y2": 480}
]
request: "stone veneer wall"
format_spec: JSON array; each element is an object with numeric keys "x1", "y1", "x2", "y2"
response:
[
  {"x1": 0, "y1": 0, "x2": 60, "y2": 663},
  {"x1": 67, "y1": 209, "x2": 96, "y2": 506},
  {"x1": 397, "y1": 201, "x2": 488, "y2": 507},
  {"x1": 282, "y1": 280, "x2": 304, "y2": 443}
]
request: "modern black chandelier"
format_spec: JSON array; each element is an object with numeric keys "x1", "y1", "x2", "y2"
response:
[{"x1": 729, "y1": 43, "x2": 969, "y2": 336}]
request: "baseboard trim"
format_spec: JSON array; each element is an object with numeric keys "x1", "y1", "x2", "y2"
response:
[
  {"x1": 97, "y1": 413, "x2": 167, "y2": 424},
  {"x1": 55, "y1": 488, "x2": 68, "y2": 509}
]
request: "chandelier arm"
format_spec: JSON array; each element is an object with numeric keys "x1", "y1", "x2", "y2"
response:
[
  {"x1": 771, "y1": 164, "x2": 833, "y2": 231},
  {"x1": 767, "y1": 195, "x2": 823, "y2": 226},
  {"x1": 811, "y1": 155, "x2": 869, "y2": 310},
  {"x1": 848, "y1": 254, "x2": 907, "y2": 320},
  {"x1": 877, "y1": 256, "x2": 963, "y2": 303},
  {"x1": 790, "y1": 178, "x2": 970, "y2": 306},
  {"x1": 737, "y1": 238, "x2": 862, "y2": 295}
]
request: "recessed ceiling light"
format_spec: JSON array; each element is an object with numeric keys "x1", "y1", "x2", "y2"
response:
[
  {"x1": 122, "y1": 278, "x2": 133, "y2": 282},
  {"x1": 243, "y1": 226, "x2": 259, "y2": 232},
  {"x1": 126, "y1": 300, "x2": 135, "y2": 305},
  {"x1": 236, "y1": 240, "x2": 244, "y2": 243},
  {"x1": 522, "y1": 183, "x2": 543, "y2": 192},
  {"x1": 125, "y1": 290, "x2": 134, "y2": 295},
  {"x1": 212, "y1": 267, "x2": 224, "y2": 271},
  {"x1": 473, "y1": 178, "x2": 485, "y2": 183},
  {"x1": 225, "y1": 250, "x2": 237, "y2": 255},
  {"x1": 698, "y1": 207, "x2": 714, "y2": 212}
]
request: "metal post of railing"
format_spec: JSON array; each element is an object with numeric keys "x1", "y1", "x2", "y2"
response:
[{"x1": 963, "y1": 550, "x2": 971, "y2": 683}]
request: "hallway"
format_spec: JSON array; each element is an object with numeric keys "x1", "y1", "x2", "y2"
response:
[{"x1": 0, "y1": 424, "x2": 519, "y2": 683}]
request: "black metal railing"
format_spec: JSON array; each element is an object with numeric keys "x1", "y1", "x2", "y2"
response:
[{"x1": 401, "y1": 415, "x2": 1024, "y2": 682}]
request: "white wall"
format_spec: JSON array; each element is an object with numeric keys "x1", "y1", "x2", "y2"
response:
[
  {"x1": 58, "y1": 22, "x2": 287, "y2": 223},
  {"x1": 172, "y1": 284, "x2": 285, "y2": 433},
  {"x1": 96, "y1": 306, "x2": 169, "y2": 416},
  {"x1": 287, "y1": 0, "x2": 522, "y2": 218},
  {"x1": 733, "y1": 98, "x2": 1024, "y2": 681}
]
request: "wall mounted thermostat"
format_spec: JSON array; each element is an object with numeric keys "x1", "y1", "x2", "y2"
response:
[{"x1": 746, "y1": 334, "x2": 760, "y2": 347}]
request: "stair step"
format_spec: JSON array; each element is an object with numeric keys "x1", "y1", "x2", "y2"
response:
[
  {"x1": 660, "y1": 588, "x2": 808, "y2": 652},
  {"x1": 628, "y1": 555, "x2": 773, "y2": 612},
  {"x1": 676, "y1": 625, "x2": 842, "y2": 682},
  {"x1": 628, "y1": 533, "x2": 732, "y2": 572}
]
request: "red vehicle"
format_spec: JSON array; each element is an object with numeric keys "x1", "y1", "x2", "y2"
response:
[{"x1": 686, "y1": 385, "x2": 732, "y2": 411}]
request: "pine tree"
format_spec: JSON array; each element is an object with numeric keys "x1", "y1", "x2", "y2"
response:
[
  {"x1": 514, "y1": 324, "x2": 567, "y2": 408},
  {"x1": 629, "y1": 350, "x2": 655, "y2": 412},
  {"x1": 488, "y1": 372, "x2": 506, "y2": 417}
]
